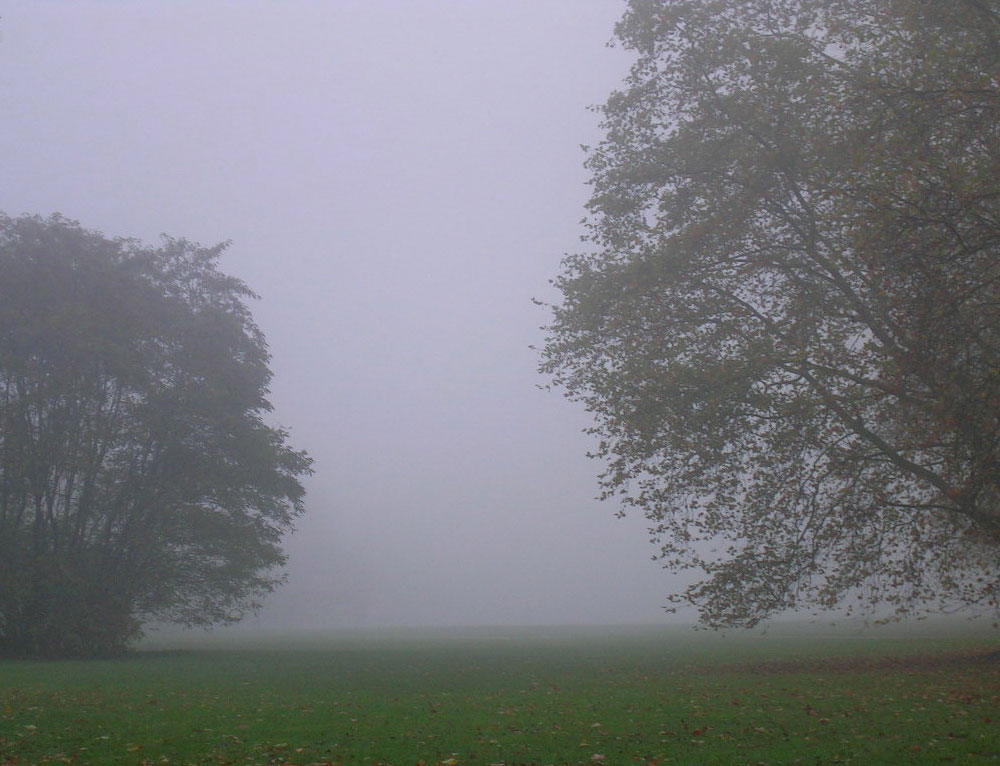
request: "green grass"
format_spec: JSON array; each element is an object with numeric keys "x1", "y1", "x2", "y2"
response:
[{"x1": 1, "y1": 623, "x2": 998, "y2": 765}]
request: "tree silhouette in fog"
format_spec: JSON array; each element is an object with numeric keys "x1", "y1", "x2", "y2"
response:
[
  {"x1": 0, "y1": 214, "x2": 311, "y2": 657},
  {"x1": 542, "y1": 0, "x2": 1000, "y2": 626}
]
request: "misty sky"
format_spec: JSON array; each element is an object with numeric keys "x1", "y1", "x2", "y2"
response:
[{"x1": 0, "y1": 1, "x2": 688, "y2": 629}]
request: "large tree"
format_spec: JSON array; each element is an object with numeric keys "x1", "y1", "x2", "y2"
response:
[
  {"x1": 0, "y1": 214, "x2": 312, "y2": 657},
  {"x1": 541, "y1": 0, "x2": 1000, "y2": 626}
]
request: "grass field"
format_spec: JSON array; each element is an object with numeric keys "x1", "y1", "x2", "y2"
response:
[{"x1": 1, "y1": 622, "x2": 998, "y2": 765}]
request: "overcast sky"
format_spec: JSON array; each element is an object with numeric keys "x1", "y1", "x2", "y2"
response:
[{"x1": 0, "y1": 1, "x2": 691, "y2": 629}]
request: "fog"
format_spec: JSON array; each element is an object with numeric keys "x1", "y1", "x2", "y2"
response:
[{"x1": 0, "y1": 2, "x2": 688, "y2": 629}]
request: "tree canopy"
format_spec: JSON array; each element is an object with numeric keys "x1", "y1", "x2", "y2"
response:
[
  {"x1": 541, "y1": 0, "x2": 1000, "y2": 626},
  {"x1": 0, "y1": 214, "x2": 312, "y2": 657}
]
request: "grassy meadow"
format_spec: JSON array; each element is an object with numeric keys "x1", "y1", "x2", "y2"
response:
[{"x1": 1, "y1": 622, "x2": 998, "y2": 765}]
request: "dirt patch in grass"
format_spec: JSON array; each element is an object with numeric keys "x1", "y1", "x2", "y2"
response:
[{"x1": 716, "y1": 646, "x2": 1000, "y2": 675}]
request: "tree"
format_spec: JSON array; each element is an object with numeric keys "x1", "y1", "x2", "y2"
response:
[
  {"x1": 541, "y1": 0, "x2": 1000, "y2": 627},
  {"x1": 0, "y1": 214, "x2": 312, "y2": 657}
]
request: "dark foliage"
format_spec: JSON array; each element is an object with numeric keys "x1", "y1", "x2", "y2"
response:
[
  {"x1": 541, "y1": 0, "x2": 1000, "y2": 625},
  {"x1": 0, "y1": 214, "x2": 312, "y2": 657}
]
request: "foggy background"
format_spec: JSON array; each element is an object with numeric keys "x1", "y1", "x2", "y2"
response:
[{"x1": 0, "y1": 1, "x2": 685, "y2": 629}]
